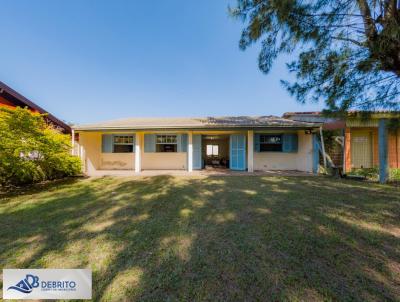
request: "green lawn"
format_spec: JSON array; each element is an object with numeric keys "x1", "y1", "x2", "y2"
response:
[{"x1": 1, "y1": 176, "x2": 400, "y2": 301}]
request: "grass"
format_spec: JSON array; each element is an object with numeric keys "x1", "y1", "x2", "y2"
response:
[{"x1": 1, "y1": 175, "x2": 400, "y2": 301}]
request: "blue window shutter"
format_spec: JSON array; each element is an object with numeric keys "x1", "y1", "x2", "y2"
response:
[
  {"x1": 282, "y1": 134, "x2": 298, "y2": 153},
  {"x1": 229, "y1": 135, "x2": 235, "y2": 169},
  {"x1": 176, "y1": 134, "x2": 182, "y2": 152},
  {"x1": 238, "y1": 134, "x2": 246, "y2": 170},
  {"x1": 282, "y1": 134, "x2": 290, "y2": 152},
  {"x1": 193, "y1": 135, "x2": 202, "y2": 169},
  {"x1": 181, "y1": 134, "x2": 188, "y2": 152},
  {"x1": 102, "y1": 134, "x2": 113, "y2": 153},
  {"x1": 292, "y1": 134, "x2": 298, "y2": 152},
  {"x1": 254, "y1": 134, "x2": 260, "y2": 152},
  {"x1": 144, "y1": 134, "x2": 156, "y2": 152}
]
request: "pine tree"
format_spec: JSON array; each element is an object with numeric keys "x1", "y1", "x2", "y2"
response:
[{"x1": 231, "y1": 0, "x2": 400, "y2": 112}]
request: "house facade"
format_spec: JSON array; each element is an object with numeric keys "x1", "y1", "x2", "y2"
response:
[
  {"x1": 344, "y1": 112, "x2": 400, "y2": 171},
  {"x1": 72, "y1": 116, "x2": 320, "y2": 175}
]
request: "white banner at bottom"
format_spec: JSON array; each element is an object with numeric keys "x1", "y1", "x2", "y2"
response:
[{"x1": 3, "y1": 269, "x2": 92, "y2": 300}]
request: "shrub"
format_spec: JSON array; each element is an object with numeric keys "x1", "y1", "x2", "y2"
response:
[
  {"x1": 348, "y1": 167, "x2": 400, "y2": 182},
  {"x1": 0, "y1": 107, "x2": 81, "y2": 186},
  {"x1": 348, "y1": 168, "x2": 379, "y2": 180},
  {"x1": 390, "y1": 168, "x2": 400, "y2": 181}
]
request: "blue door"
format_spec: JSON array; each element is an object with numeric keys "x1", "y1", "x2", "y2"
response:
[
  {"x1": 230, "y1": 134, "x2": 246, "y2": 170},
  {"x1": 193, "y1": 134, "x2": 202, "y2": 170}
]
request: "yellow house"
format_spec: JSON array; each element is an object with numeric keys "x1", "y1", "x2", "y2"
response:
[{"x1": 72, "y1": 116, "x2": 320, "y2": 175}]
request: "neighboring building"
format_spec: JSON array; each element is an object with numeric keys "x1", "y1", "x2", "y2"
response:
[
  {"x1": 284, "y1": 111, "x2": 400, "y2": 178},
  {"x1": 0, "y1": 81, "x2": 71, "y2": 133},
  {"x1": 72, "y1": 116, "x2": 320, "y2": 175},
  {"x1": 345, "y1": 112, "x2": 400, "y2": 172}
]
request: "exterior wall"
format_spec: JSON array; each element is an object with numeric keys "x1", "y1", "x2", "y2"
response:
[
  {"x1": 79, "y1": 132, "x2": 101, "y2": 174},
  {"x1": 101, "y1": 153, "x2": 134, "y2": 170},
  {"x1": 372, "y1": 129, "x2": 379, "y2": 167},
  {"x1": 389, "y1": 130, "x2": 400, "y2": 168},
  {"x1": 139, "y1": 132, "x2": 187, "y2": 170},
  {"x1": 79, "y1": 131, "x2": 186, "y2": 174},
  {"x1": 79, "y1": 132, "x2": 135, "y2": 175},
  {"x1": 142, "y1": 153, "x2": 187, "y2": 170},
  {"x1": 253, "y1": 131, "x2": 313, "y2": 172}
]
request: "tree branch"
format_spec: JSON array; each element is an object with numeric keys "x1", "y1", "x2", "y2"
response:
[
  {"x1": 332, "y1": 36, "x2": 365, "y2": 46},
  {"x1": 383, "y1": 0, "x2": 398, "y2": 20},
  {"x1": 356, "y1": 0, "x2": 378, "y2": 40}
]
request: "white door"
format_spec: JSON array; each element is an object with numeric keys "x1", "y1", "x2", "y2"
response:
[{"x1": 351, "y1": 132, "x2": 373, "y2": 168}]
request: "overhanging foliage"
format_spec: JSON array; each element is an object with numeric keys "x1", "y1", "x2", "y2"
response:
[{"x1": 231, "y1": 0, "x2": 400, "y2": 112}]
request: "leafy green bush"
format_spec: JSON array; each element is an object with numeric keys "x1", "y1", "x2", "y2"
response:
[
  {"x1": 348, "y1": 168, "x2": 379, "y2": 180},
  {"x1": 390, "y1": 169, "x2": 400, "y2": 181},
  {"x1": 0, "y1": 107, "x2": 81, "y2": 186},
  {"x1": 349, "y1": 167, "x2": 400, "y2": 182}
]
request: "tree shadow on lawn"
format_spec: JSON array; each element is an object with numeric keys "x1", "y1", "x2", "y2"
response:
[{"x1": 1, "y1": 176, "x2": 400, "y2": 301}]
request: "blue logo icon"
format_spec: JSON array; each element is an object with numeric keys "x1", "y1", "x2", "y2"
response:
[{"x1": 8, "y1": 274, "x2": 39, "y2": 294}]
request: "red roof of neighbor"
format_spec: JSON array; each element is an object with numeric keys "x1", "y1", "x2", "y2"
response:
[{"x1": 0, "y1": 81, "x2": 71, "y2": 133}]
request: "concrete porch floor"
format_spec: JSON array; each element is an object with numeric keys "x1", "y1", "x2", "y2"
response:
[{"x1": 88, "y1": 168, "x2": 314, "y2": 177}]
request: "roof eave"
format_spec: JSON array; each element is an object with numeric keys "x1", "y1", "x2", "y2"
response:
[
  {"x1": 0, "y1": 81, "x2": 71, "y2": 133},
  {"x1": 73, "y1": 124, "x2": 320, "y2": 131}
]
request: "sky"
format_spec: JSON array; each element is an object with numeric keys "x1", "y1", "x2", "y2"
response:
[{"x1": 0, "y1": 0, "x2": 323, "y2": 125}]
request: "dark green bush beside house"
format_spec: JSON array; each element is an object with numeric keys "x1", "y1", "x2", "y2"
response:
[{"x1": 0, "y1": 107, "x2": 81, "y2": 186}]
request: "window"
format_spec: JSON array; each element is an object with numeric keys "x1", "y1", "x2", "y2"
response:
[
  {"x1": 260, "y1": 135, "x2": 282, "y2": 152},
  {"x1": 156, "y1": 135, "x2": 177, "y2": 152},
  {"x1": 113, "y1": 135, "x2": 134, "y2": 153},
  {"x1": 206, "y1": 145, "x2": 219, "y2": 156}
]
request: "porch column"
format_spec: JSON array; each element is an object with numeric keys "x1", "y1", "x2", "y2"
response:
[
  {"x1": 247, "y1": 130, "x2": 254, "y2": 172},
  {"x1": 135, "y1": 132, "x2": 142, "y2": 173},
  {"x1": 188, "y1": 131, "x2": 193, "y2": 172},
  {"x1": 71, "y1": 129, "x2": 75, "y2": 155},
  {"x1": 344, "y1": 128, "x2": 351, "y2": 172},
  {"x1": 312, "y1": 133, "x2": 319, "y2": 174},
  {"x1": 378, "y1": 119, "x2": 389, "y2": 183}
]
